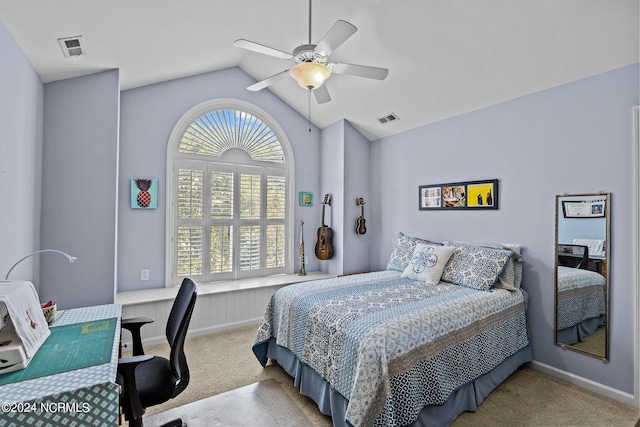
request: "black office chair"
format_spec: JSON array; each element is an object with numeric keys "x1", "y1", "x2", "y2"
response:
[
  {"x1": 117, "y1": 278, "x2": 198, "y2": 427},
  {"x1": 557, "y1": 244, "x2": 589, "y2": 270}
]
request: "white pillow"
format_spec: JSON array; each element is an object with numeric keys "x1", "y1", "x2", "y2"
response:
[
  {"x1": 401, "y1": 243, "x2": 456, "y2": 285},
  {"x1": 572, "y1": 238, "x2": 605, "y2": 257}
]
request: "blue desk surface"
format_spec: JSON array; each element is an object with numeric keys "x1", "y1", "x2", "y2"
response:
[{"x1": 0, "y1": 317, "x2": 117, "y2": 386}]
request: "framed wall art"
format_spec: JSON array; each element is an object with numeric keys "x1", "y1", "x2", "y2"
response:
[
  {"x1": 419, "y1": 179, "x2": 498, "y2": 210},
  {"x1": 131, "y1": 177, "x2": 158, "y2": 209},
  {"x1": 562, "y1": 197, "x2": 606, "y2": 218},
  {"x1": 299, "y1": 191, "x2": 314, "y2": 206}
]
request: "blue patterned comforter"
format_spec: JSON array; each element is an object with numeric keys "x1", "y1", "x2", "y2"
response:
[
  {"x1": 557, "y1": 266, "x2": 606, "y2": 330},
  {"x1": 253, "y1": 271, "x2": 530, "y2": 427}
]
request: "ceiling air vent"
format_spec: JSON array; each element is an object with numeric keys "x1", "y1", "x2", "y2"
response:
[
  {"x1": 378, "y1": 113, "x2": 399, "y2": 124},
  {"x1": 58, "y1": 36, "x2": 87, "y2": 58}
]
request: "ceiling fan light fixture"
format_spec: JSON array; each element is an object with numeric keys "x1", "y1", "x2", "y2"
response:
[{"x1": 290, "y1": 62, "x2": 331, "y2": 90}]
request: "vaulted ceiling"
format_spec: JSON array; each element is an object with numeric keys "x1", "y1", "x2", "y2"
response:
[{"x1": 0, "y1": 0, "x2": 637, "y2": 140}]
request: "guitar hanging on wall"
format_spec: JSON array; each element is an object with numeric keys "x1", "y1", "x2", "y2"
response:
[
  {"x1": 315, "y1": 194, "x2": 334, "y2": 260},
  {"x1": 355, "y1": 197, "x2": 366, "y2": 235}
]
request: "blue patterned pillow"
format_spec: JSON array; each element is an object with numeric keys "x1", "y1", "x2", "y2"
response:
[
  {"x1": 386, "y1": 232, "x2": 443, "y2": 272},
  {"x1": 476, "y1": 242, "x2": 522, "y2": 290},
  {"x1": 441, "y1": 242, "x2": 514, "y2": 291},
  {"x1": 445, "y1": 241, "x2": 523, "y2": 290}
]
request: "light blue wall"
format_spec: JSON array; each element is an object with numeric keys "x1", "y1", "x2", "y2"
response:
[
  {"x1": 316, "y1": 119, "x2": 372, "y2": 275},
  {"x1": 41, "y1": 70, "x2": 120, "y2": 308},
  {"x1": 343, "y1": 120, "x2": 371, "y2": 274},
  {"x1": 2, "y1": 14, "x2": 640, "y2": 401},
  {"x1": 117, "y1": 67, "x2": 322, "y2": 291},
  {"x1": 319, "y1": 121, "x2": 345, "y2": 275},
  {"x1": 0, "y1": 20, "x2": 44, "y2": 288},
  {"x1": 370, "y1": 63, "x2": 639, "y2": 394}
]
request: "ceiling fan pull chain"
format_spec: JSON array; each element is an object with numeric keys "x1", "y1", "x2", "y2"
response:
[{"x1": 308, "y1": 88, "x2": 312, "y2": 132}]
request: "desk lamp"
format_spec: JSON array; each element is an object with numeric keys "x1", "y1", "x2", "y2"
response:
[{"x1": 5, "y1": 249, "x2": 77, "y2": 280}]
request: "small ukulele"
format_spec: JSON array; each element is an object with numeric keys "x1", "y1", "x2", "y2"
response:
[
  {"x1": 355, "y1": 198, "x2": 367, "y2": 235},
  {"x1": 315, "y1": 194, "x2": 334, "y2": 260}
]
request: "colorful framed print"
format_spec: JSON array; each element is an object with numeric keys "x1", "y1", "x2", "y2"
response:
[
  {"x1": 299, "y1": 191, "x2": 314, "y2": 206},
  {"x1": 419, "y1": 179, "x2": 498, "y2": 210},
  {"x1": 441, "y1": 185, "x2": 466, "y2": 208},
  {"x1": 131, "y1": 177, "x2": 158, "y2": 209},
  {"x1": 466, "y1": 180, "x2": 497, "y2": 208}
]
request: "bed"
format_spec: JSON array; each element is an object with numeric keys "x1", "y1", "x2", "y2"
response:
[
  {"x1": 253, "y1": 234, "x2": 532, "y2": 427},
  {"x1": 556, "y1": 265, "x2": 606, "y2": 346}
]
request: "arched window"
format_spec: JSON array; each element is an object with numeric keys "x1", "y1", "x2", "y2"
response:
[{"x1": 166, "y1": 99, "x2": 293, "y2": 285}]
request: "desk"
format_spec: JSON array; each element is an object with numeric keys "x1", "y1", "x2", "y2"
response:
[{"x1": 0, "y1": 304, "x2": 121, "y2": 427}]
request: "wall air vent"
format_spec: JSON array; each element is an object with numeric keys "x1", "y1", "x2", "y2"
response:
[
  {"x1": 378, "y1": 113, "x2": 399, "y2": 124},
  {"x1": 58, "y1": 36, "x2": 87, "y2": 58}
]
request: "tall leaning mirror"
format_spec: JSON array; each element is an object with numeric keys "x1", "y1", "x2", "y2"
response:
[{"x1": 555, "y1": 193, "x2": 610, "y2": 360}]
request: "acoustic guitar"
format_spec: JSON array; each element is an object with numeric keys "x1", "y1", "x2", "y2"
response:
[
  {"x1": 355, "y1": 198, "x2": 366, "y2": 235},
  {"x1": 315, "y1": 194, "x2": 334, "y2": 260}
]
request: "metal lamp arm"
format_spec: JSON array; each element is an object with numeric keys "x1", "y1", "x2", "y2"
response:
[{"x1": 5, "y1": 249, "x2": 77, "y2": 280}]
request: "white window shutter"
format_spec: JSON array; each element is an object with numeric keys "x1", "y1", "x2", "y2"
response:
[{"x1": 169, "y1": 103, "x2": 291, "y2": 285}]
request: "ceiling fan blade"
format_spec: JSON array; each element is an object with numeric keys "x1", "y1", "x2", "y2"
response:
[
  {"x1": 330, "y1": 62, "x2": 389, "y2": 80},
  {"x1": 247, "y1": 70, "x2": 291, "y2": 91},
  {"x1": 233, "y1": 39, "x2": 293, "y2": 60},
  {"x1": 313, "y1": 84, "x2": 331, "y2": 104},
  {"x1": 314, "y1": 20, "x2": 357, "y2": 56}
]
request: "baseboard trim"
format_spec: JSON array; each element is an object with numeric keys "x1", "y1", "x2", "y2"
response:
[
  {"x1": 528, "y1": 360, "x2": 636, "y2": 407},
  {"x1": 123, "y1": 321, "x2": 638, "y2": 409}
]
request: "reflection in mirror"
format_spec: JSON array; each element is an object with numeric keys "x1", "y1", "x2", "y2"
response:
[{"x1": 555, "y1": 193, "x2": 610, "y2": 360}]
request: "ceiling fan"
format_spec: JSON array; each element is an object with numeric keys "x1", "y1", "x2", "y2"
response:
[{"x1": 233, "y1": 0, "x2": 389, "y2": 104}]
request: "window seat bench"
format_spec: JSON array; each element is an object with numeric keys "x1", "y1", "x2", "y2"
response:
[{"x1": 116, "y1": 272, "x2": 332, "y2": 347}]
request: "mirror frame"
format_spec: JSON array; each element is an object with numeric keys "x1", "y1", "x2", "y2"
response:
[{"x1": 554, "y1": 192, "x2": 610, "y2": 361}]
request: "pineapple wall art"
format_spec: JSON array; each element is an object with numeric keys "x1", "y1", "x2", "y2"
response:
[{"x1": 131, "y1": 178, "x2": 158, "y2": 209}]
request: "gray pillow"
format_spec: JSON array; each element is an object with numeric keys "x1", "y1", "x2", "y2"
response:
[
  {"x1": 447, "y1": 241, "x2": 523, "y2": 290},
  {"x1": 441, "y1": 242, "x2": 514, "y2": 291},
  {"x1": 386, "y1": 232, "x2": 442, "y2": 272}
]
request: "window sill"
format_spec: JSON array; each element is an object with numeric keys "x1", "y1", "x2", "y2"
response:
[{"x1": 115, "y1": 271, "x2": 333, "y2": 306}]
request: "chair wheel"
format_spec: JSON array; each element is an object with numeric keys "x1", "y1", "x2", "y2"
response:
[{"x1": 159, "y1": 417, "x2": 185, "y2": 427}]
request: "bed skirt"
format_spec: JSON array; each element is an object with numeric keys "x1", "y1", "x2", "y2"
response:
[
  {"x1": 265, "y1": 338, "x2": 532, "y2": 427},
  {"x1": 557, "y1": 315, "x2": 606, "y2": 346}
]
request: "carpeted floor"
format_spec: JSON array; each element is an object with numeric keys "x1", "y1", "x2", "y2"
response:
[
  {"x1": 569, "y1": 325, "x2": 606, "y2": 358},
  {"x1": 144, "y1": 379, "x2": 314, "y2": 427},
  {"x1": 132, "y1": 324, "x2": 640, "y2": 427}
]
